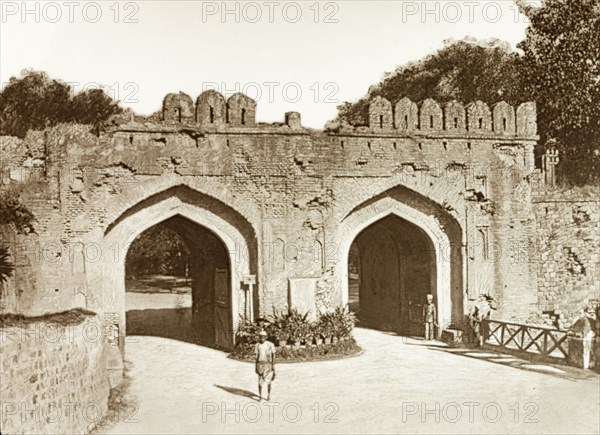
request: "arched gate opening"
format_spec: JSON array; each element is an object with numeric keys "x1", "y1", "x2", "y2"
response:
[
  {"x1": 339, "y1": 188, "x2": 464, "y2": 338},
  {"x1": 348, "y1": 214, "x2": 437, "y2": 336},
  {"x1": 96, "y1": 185, "x2": 258, "y2": 352},
  {"x1": 124, "y1": 215, "x2": 232, "y2": 348}
]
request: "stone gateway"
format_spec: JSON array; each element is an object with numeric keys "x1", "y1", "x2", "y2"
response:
[{"x1": 1, "y1": 91, "x2": 541, "y2": 351}]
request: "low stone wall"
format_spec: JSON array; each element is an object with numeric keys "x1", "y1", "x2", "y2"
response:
[{"x1": 0, "y1": 310, "x2": 110, "y2": 434}]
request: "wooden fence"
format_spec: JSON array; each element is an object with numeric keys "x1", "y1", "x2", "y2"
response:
[{"x1": 481, "y1": 319, "x2": 569, "y2": 360}]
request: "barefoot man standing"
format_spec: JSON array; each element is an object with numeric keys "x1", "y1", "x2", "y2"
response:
[{"x1": 255, "y1": 330, "x2": 276, "y2": 401}]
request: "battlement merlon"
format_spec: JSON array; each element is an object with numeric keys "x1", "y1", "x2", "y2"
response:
[
  {"x1": 108, "y1": 91, "x2": 537, "y2": 141},
  {"x1": 107, "y1": 90, "x2": 304, "y2": 133},
  {"x1": 367, "y1": 96, "x2": 538, "y2": 139}
]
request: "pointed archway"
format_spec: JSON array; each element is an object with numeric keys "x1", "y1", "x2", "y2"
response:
[
  {"x1": 124, "y1": 215, "x2": 232, "y2": 348},
  {"x1": 93, "y1": 185, "x2": 258, "y2": 351},
  {"x1": 338, "y1": 189, "x2": 464, "y2": 337},
  {"x1": 348, "y1": 214, "x2": 437, "y2": 335}
]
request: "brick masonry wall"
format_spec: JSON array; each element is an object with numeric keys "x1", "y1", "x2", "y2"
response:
[
  {"x1": 529, "y1": 185, "x2": 600, "y2": 328},
  {"x1": 0, "y1": 312, "x2": 110, "y2": 434},
  {"x1": 0, "y1": 92, "x2": 540, "y2": 341}
]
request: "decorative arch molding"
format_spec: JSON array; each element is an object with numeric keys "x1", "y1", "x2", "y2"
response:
[
  {"x1": 336, "y1": 194, "x2": 464, "y2": 334},
  {"x1": 332, "y1": 172, "x2": 467, "y2": 226},
  {"x1": 97, "y1": 174, "x2": 262, "y2": 235}
]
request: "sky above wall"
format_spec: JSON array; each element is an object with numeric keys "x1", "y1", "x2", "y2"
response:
[{"x1": 1, "y1": 1, "x2": 535, "y2": 128}]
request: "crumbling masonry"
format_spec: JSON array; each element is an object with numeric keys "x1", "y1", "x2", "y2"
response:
[{"x1": 1, "y1": 91, "x2": 598, "y2": 353}]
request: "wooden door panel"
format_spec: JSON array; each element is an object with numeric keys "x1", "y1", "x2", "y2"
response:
[{"x1": 214, "y1": 269, "x2": 232, "y2": 349}]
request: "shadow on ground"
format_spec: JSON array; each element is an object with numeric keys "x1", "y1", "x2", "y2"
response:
[
  {"x1": 126, "y1": 308, "x2": 200, "y2": 345},
  {"x1": 126, "y1": 275, "x2": 191, "y2": 293},
  {"x1": 214, "y1": 385, "x2": 259, "y2": 401},
  {"x1": 396, "y1": 334, "x2": 597, "y2": 381}
]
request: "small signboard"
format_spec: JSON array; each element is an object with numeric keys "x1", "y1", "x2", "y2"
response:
[{"x1": 243, "y1": 275, "x2": 256, "y2": 285}]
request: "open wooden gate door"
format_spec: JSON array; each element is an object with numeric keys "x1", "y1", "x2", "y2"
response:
[{"x1": 214, "y1": 268, "x2": 233, "y2": 349}]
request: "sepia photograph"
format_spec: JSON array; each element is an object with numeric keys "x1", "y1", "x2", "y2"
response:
[{"x1": 0, "y1": 1, "x2": 599, "y2": 434}]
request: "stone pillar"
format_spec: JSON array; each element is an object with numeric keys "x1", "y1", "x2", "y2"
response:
[
  {"x1": 567, "y1": 335, "x2": 595, "y2": 369},
  {"x1": 285, "y1": 112, "x2": 302, "y2": 129}
]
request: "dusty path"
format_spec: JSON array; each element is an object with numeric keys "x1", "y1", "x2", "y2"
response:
[{"x1": 99, "y1": 328, "x2": 600, "y2": 434}]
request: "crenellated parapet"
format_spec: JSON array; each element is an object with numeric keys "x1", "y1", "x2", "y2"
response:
[
  {"x1": 466, "y1": 100, "x2": 492, "y2": 131},
  {"x1": 163, "y1": 92, "x2": 195, "y2": 123},
  {"x1": 419, "y1": 98, "x2": 443, "y2": 131},
  {"x1": 226, "y1": 92, "x2": 256, "y2": 126},
  {"x1": 153, "y1": 90, "x2": 307, "y2": 131},
  {"x1": 516, "y1": 102, "x2": 537, "y2": 136},
  {"x1": 196, "y1": 90, "x2": 226, "y2": 127},
  {"x1": 492, "y1": 101, "x2": 516, "y2": 134},
  {"x1": 366, "y1": 96, "x2": 537, "y2": 137},
  {"x1": 394, "y1": 97, "x2": 419, "y2": 131},
  {"x1": 117, "y1": 91, "x2": 539, "y2": 145},
  {"x1": 443, "y1": 100, "x2": 466, "y2": 131},
  {"x1": 149, "y1": 91, "x2": 539, "y2": 138},
  {"x1": 369, "y1": 96, "x2": 394, "y2": 131},
  {"x1": 160, "y1": 90, "x2": 264, "y2": 128}
]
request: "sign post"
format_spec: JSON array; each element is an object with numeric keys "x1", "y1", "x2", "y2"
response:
[{"x1": 243, "y1": 275, "x2": 256, "y2": 321}]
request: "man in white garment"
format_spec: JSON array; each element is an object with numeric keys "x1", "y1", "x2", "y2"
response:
[{"x1": 255, "y1": 330, "x2": 276, "y2": 401}]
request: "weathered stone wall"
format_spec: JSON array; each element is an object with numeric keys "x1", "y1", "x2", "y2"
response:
[
  {"x1": 0, "y1": 312, "x2": 110, "y2": 434},
  {"x1": 0, "y1": 92, "x2": 540, "y2": 346},
  {"x1": 529, "y1": 185, "x2": 600, "y2": 328}
]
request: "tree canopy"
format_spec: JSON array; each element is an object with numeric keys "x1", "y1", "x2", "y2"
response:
[
  {"x1": 126, "y1": 225, "x2": 190, "y2": 278},
  {"x1": 0, "y1": 189, "x2": 36, "y2": 282},
  {"x1": 0, "y1": 189, "x2": 36, "y2": 234},
  {"x1": 336, "y1": 38, "x2": 524, "y2": 127},
  {"x1": 516, "y1": 0, "x2": 599, "y2": 184},
  {"x1": 0, "y1": 70, "x2": 122, "y2": 138},
  {"x1": 336, "y1": 0, "x2": 600, "y2": 185}
]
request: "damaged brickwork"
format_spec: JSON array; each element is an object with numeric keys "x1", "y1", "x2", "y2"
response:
[
  {"x1": 5, "y1": 91, "x2": 600, "y2": 429},
  {"x1": 529, "y1": 185, "x2": 600, "y2": 328},
  {"x1": 1, "y1": 91, "x2": 587, "y2": 344}
]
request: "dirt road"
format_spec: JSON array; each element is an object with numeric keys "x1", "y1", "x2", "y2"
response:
[{"x1": 99, "y1": 328, "x2": 600, "y2": 434}]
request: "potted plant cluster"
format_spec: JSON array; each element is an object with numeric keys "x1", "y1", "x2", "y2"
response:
[
  {"x1": 286, "y1": 309, "x2": 311, "y2": 348},
  {"x1": 266, "y1": 309, "x2": 290, "y2": 347},
  {"x1": 318, "y1": 314, "x2": 335, "y2": 344},
  {"x1": 231, "y1": 305, "x2": 362, "y2": 362},
  {"x1": 235, "y1": 317, "x2": 262, "y2": 346},
  {"x1": 237, "y1": 305, "x2": 357, "y2": 349},
  {"x1": 313, "y1": 322, "x2": 324, "y2": 345},
  {"x1": 333, "y1": 306, "x2": 357, "y2": 341}
]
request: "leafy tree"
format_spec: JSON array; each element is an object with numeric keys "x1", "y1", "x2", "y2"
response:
[
  {"x1": 516, "y1": 0, "x2": 600, "y2": 185},
  {"x1": 0, "y1": 246, "x2": 14, "y2": 283},
  {"x1": 0, "y1": 70, "x2": 122, "y2": 138},
  {"x1": 0, "y1": 189, "x2": 36, "y2": 234},
  {"x1": 335, "y1": 38, "x2": 525, "y2": 126},
  {"x1": 126, "y1": 224, "x2": 190, "y2": 278},
  {"x1": 0, "y1": 188, "x2": 36, "y2": 282},
  {"x1": 335, "y1": 1, "x2": 599, "y2": 185},
  {"x1": 71, "y1": 88, "x2": 122, "y2": 125},
  {"x1": 0, "y1": 70, "x2": 72, "y2": 138}
]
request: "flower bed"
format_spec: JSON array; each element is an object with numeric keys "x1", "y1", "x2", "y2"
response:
[{"x1": 231, "y1": 306, "x2": 362, "y2": 362}]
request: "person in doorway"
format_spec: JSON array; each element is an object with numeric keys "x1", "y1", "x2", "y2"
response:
[
  {"x1": 255, "y1": 330, "x2": 276, "y2": 401},
  {"x1": 422, "y1": 293, "x2": 438, "y2": 341}
]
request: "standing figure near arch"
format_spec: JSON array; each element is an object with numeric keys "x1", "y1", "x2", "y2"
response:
[
  {"x1": 255, "y1": 330, "x2": 276, "y2": 401},
  {"x1": 423, "y1": 294, "x2": 438, "y2": 341},
  {"x1": 469, "y1": 295, "x2": 493, "y2": 347}
]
